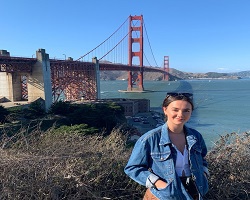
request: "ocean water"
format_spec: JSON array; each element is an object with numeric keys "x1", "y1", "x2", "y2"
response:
[{"x1": 100, "y1": 79, "x2": 250, "y2": 148}]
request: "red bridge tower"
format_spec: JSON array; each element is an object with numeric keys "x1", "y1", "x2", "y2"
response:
[
  {"x1": 127, "y1": 15, "x2": 144, "y2": 91},
  {"x1": 163, "y1": 56, "x2": 169, "y2": 81}
]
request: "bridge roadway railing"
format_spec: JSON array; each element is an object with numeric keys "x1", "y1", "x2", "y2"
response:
[
  {"x1": 0, "y1": 55, "x2": 166, "y2": 74},
  {"x1": 0, "y1": 51, "x2": 167, "y2": 110},
  {"x1": 0, "y1": 56, "x2": 36, "y2": 72},
  {"x1": 99, "y1": 62, "x2": 166, "y2": 73}
]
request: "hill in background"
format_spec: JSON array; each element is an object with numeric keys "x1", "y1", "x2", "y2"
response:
[{"x1": 100, "y1": 68, "x2": 250, "y2": 81}]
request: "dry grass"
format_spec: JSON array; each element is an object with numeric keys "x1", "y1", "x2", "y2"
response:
[
  {"x1": 206, "y1": 132, "x2": 250, "y2": 200},
  {"x1": 0, "y1": 122, "x2": 144, "y2": 199},
  {"x1": 0, "y1": 121, "x2": 249, "y2": 199}
]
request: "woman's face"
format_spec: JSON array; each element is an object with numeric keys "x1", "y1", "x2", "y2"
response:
[{"x1": 163, "y1": 100, "x2": 192, "y2": 127}]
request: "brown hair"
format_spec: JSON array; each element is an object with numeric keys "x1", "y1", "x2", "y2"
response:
[{"x1": 162, "y1": 93, "x2": 194, "y2": 110}]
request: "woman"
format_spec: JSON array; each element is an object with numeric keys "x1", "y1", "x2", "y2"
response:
[{"x1": 124, "y1": 93, "x2": 209, "y2": 200}]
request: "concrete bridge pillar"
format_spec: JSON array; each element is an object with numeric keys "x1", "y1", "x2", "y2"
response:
[
  {"x1": 27, "y1": 49, "x2": 52, "y2": 111},
  {"x1": 12, "y1": 73, "x2": 23, "y2": 101},
  {"x1": 0, "y1": 72, "x2": 25, "y2": 102},
  {"x1": 0, "y1": 72, "x2": 13, "y2": 102},
  {"x1": 0, "y1": 50, "x2": 21, "y2": 102}
]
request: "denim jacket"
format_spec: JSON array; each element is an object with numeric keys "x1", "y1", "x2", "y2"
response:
[{"x1": 124, "y1": 123, "x2": 209, "y2": 200}]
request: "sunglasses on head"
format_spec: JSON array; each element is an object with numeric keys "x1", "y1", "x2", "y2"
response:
[{"x1": 166, "y1": 92, "x2": 193, "y2": 99}]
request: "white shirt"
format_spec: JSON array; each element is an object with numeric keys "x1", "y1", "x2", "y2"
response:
[{"x1": 173, "y1": 145, "x2": 191, "y2": 177}]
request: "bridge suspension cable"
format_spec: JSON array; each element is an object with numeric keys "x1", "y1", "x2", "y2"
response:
[
  {"x1": 100, "y1": 17, "x2": 142, "y2": 61},
  {"x1": 77, "y1": 15, "x2": 160, "y2": 70},
  {"x1": 143, "y1": 22, "x2": 159, "y2": 67},
  {"x1": 128, "y1": 17, "x2": 159, "y2": 68},
  {"x1": 76, "y1": 17, "x2": 130, "y2": 62}
]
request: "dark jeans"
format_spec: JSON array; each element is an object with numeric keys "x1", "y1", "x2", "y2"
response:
[
  {"x1": 143, "y1": 178, "x2": 199, "y2": 200},
  {"x1": 180, "y1": 176, "x2": 199, "y2": 200}
]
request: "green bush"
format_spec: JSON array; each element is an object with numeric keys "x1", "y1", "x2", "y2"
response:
[
  {"x1": 53, "y1": 124, "x2": 99, "y2": 135},
  {"x1": 49, "y1": 101, "x2": 72, "y2": 115},
  {"x1": 22, "y1": 101, "x2": 45, "y2": 119},
  {"x1": 49, "y1": 102, "x2": 126, "y2": 134},
  {"x1": 0, "y1": 105, "x2": 9, "y2": 123}
]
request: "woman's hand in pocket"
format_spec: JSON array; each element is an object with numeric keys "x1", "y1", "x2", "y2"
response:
[{"x1": 155, "y1": 180, "x2": 167, "y2": 189}]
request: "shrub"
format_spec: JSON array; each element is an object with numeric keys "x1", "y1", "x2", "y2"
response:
[
  {"x1": 22, "y1": 101, "x2": 45, "y2": 119},
  {"x1": 1, "y1": 118, "x2": 249, "y2": 199},
  {"x1": 53, "y1": 124, "x2": 99, "y2": 135},
  {"x1": 49, "y1": 102, "x2": 126, "y2": 135},
  {"x1": 0, "y1": 105, "x2": 9, "y2": 123},
  {"x1": 49, "y1": 101, "x2": 72, "y2": 115},
  {"x1": 206, "y1": 132, "x2": 250, "y2": 200},
  {"x1": 0, "y1": 123, "x2": 143, "y2": 199}
]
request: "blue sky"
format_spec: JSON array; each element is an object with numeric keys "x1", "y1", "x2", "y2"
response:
[{"x1": 1, "y1": 0, "x2": 250, "y2": 73}]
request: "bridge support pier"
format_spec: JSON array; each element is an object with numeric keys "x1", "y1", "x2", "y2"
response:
[
  {"x1": 0, "y1": 55, "x2": 24, "y2": 102},
  {"x1": 92, "y1": 57, "x2": 101, "y2": 99},
  {"x1": 27, "y1": 49, "x2": 53, "y2": 111}
]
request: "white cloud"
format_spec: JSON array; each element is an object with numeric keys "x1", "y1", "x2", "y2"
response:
[
  {"x1": 217, "y1": 67, "x2": 229, "y2": 71},
  {"x1": 216, "y1": 67, "x2": 243, "y2": 73}
]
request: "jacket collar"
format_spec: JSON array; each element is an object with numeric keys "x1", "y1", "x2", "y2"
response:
[
  {"x1": 185, "y1": 127, "x2": 198, "y2": 150},
  {"x1": 159, "y1": 123, "x2": 197, "y2": 149},
  {"x1": 159, "y1": 123, "x2": 171, "y2": 146}
]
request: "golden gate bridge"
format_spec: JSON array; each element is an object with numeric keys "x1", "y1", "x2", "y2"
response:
[{"x1": 0, "y1": 15, "x2": 169, "y2": 108}]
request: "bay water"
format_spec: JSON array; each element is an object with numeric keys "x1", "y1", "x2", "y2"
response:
[{"x1": 100, "y1": 79, "x2": 250, "y2": 149}]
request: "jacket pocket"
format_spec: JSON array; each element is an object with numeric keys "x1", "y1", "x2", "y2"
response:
[
  {"x1": 151, "y1": 150, "x2": 174, "y2": 175},
  {"x1": 152, "y1": 179, "x2": 180, "y2": 199}
]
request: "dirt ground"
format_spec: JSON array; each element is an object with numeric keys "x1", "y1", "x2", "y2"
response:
[{"x1": 0, "y1": 101, "x2": 30, "y2": 108}]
